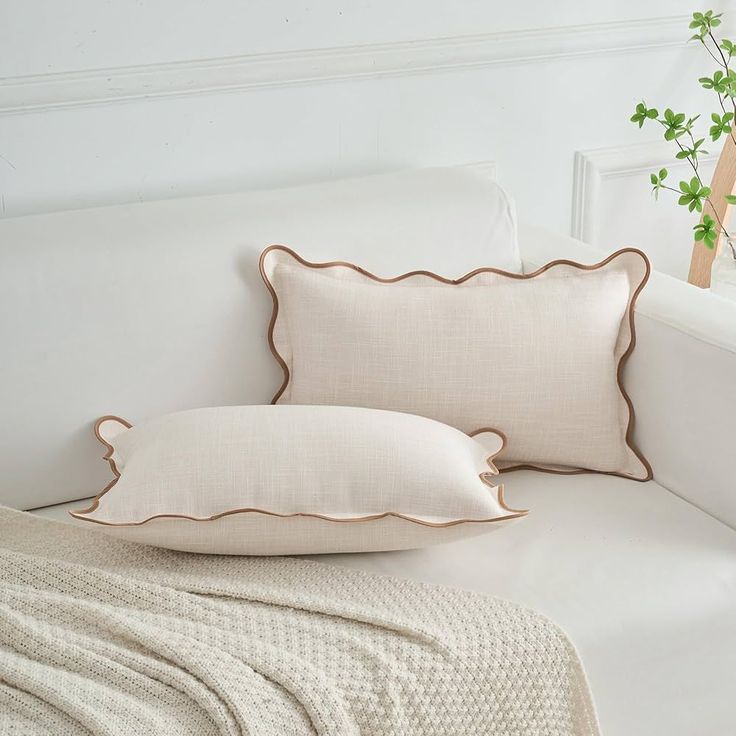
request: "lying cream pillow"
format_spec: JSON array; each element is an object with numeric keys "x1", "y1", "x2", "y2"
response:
[
  {"x1": 71, "y1": 405, "x2": 523, "y2": 555},
  {"x1": 260, "y1": 246, "x2": 652, "y2": 480}
]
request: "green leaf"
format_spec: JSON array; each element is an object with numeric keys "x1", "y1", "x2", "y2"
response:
[
  {"x1": 660, "y1": 108, "x2": 690, "y2": 141},
  {"x1": 726, "y1": 194, "x2": 736, "y2": 204},
  {"x1": 684, "y1": 115, "x2": 700, "y2": 134},
  {"x1": 676, "y1": 150, "x2": 689, "y2": 159},
  {"x1": 649, "y1": 169, "x2": 669, "y2": 200},
  {"x1": 630, "y1": 101, "x2": 656, "y2": 128},
  {"x1": 709, "y1": 111, "x2": 733, "y2": 141}
]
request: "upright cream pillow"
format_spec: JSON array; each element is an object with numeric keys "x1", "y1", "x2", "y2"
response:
[
  {"x1": 260, "y1": 246, "x2": 652, "y2": 480},
  {"x1": 71, "y1": 405, "x2": 523, "y2": 555}
]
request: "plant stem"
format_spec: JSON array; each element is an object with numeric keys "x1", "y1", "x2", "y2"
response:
[
  {"x1": 701, "y1": 32, "x2": 736, "y2": 243},
  {"x1": 671, "y1": 139, "x2": 730, "y2": 238},
  {"x1": 708, "y1": 31, "x2": 730, "y2": 70},
  {"x1": 656, "y1": 120, "x2": 731, "y2": 238},
  {"x1": 706, "y1": 31, "x2": 736, "y2": 121},
  {"x1": 716, "y1": 93, "x2": 736, "y2": 146},
  {"x1": 701, "y1": 38, "x2": 724, "y2": 67},
  {"x1": 673, "y1": 132, "x2": 703, "y2": 180},
  {"x1": 656, "y1": 120, "x2": 696, "y2": 171},
  {"x1": 685, "y1": 128, "x2": 702, "y2": 173},
  {"x1": 706, "y1": 199, "x2": 730, "y2": 239}
]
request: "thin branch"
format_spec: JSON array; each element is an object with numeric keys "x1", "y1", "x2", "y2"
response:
[
  {"x1": 704, "y1": 31, "x2": 736, "y2": 240},
  {"x1": 701, "y1": 36, "x2": 725, "y2": 66},
  {"x1": 656, "y1": 166, "x2": 731, "y2": 243},
  {"x1": 653, "y1": 119, "x2": 732, "y2": 237},
  {"x1": 708, "y1": 30, "x2": 730, "y2": 70},
  {"x1": 654, "y1": 122, "x2": 701, "y2": 180},
  {"x1": 705, "y1": 198, "x2": 730, "y2": 238},
  {"x1": 684, "y1": 127, "x2": 701, "y2": 173},
  {"x1": 674, "y1": 132, "x2": 703, "y2": 182},
  {"x1": 716, "y1": 93, "x2": 736, "y2": 146},
  {"x1": 706, "y1": 30, "x2": 736, "y2": 121}
]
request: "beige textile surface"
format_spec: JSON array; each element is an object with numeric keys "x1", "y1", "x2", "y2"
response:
[
  {"x1": 70, "y1": 405, "x2": 521, "y2": 555},
  {"x1": 0, "y1": 506, "x2": 599, "y2": 735},
  {"x1": 261, "y1": 246, "x2": 651, "y2": 480}
]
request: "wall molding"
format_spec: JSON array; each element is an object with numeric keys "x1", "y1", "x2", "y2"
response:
[
  {"x1": 571, "y1": 141, "x2": 719, "y2": 244},
  {"x1": 0, "y1": 15, "x2": 703, "y2": 115}
]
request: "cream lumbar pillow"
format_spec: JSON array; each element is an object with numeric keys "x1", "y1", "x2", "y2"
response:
[
  {"x1": 260, "y1": 246, "x2": 652, "y2": 480},
  {"x1": 71, "y1": 405, "x2": 524, "y2": 555}
]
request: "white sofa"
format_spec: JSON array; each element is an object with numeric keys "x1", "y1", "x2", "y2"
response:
[{"x1": 2, "y1": 165, "x2": 735, "y2": 736}]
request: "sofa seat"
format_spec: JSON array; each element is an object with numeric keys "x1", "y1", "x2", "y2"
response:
[
  {"x1": 33, "y1": 470, "x2": 736, "y2": 736},
  {"x1": 316, "y1": 472, "x2": 736, "y2": 736}
]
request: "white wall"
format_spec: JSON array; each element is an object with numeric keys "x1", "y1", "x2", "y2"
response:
[{"x1": 0, "y1": 0, "x2": 732, "y2": 279}]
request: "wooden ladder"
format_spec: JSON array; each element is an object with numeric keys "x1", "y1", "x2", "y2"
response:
[{"x1": 689, "y1": 135, "x2": 736, "y2": 286}]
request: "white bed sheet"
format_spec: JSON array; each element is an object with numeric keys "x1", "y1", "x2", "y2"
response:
[{"x1": 33, "y1": 471, "x2": 736, "y2": 736}]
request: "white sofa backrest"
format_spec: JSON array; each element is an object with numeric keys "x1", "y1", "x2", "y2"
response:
[{"x1": 0, "y1": 165, "x2": 519, "y2": 509}]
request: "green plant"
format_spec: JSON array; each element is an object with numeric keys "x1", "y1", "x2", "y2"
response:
[{"x1": 631, "y1": 10, "x2": 736, "y2": 259}]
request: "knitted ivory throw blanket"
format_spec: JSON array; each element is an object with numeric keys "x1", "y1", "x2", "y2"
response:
[{"x1": 0, "y1": 507, "x2": 599, "y2": 735}]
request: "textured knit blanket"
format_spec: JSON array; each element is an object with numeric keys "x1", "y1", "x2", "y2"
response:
[{"x1": 0, "y1": 506, "x2": 599, "y2": 735}]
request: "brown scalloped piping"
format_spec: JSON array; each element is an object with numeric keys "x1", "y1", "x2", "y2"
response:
[
  {"x1": 260, "y1": 245, "x2": 653, "y2": 482},
  {"x1": 70, "y1": 416, "x2": 527, "y2": 528}
]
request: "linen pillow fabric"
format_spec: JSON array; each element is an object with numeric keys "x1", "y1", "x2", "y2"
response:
[
  {"x1": 260, "y1": 246, "x2": 652, "y2": 480},
  {"x1": 71, "y1": 405, "x2": 523, "y2": 555}
]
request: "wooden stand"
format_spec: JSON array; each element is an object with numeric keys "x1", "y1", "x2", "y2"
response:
[{"x1": 688, "y1": 134, "x2": 736, "y2": 287}]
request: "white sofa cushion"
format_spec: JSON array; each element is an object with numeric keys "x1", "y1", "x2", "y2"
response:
[
  {"x1": 261, "y1": 245, "x2": 651, "y2": 479},
  {"x1": 70, "y1": 405, "x2": 522, "y2": 555},
  {"x1": 35, "y1": 470, "x2": 736, "y2": 736},
  {"x1": 307, "y1": 471, "x2": 736, "y2": 736}
]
